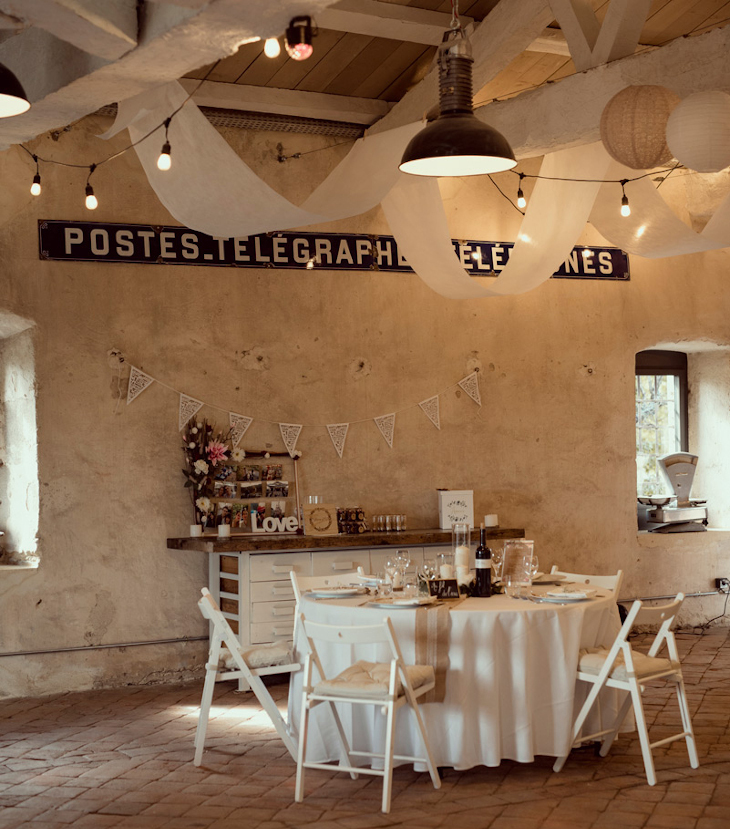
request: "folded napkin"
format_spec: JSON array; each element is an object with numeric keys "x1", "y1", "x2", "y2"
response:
[{"x1": 546, "y1": 588, "x2": 596, "y2": 600}]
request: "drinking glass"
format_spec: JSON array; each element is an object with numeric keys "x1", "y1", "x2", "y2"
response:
[
  {"x1": 531, "y1": 555, "x2": 540, "y2": 579},
  {"x1": 502, "y1": 540, "x2": 534, "y2": 598},
  {"x1": 399, "y1": 514, "x2": 407, "y2": 531},
  {"x1": 491, "y1": 545, "x2": 504, "y2": 583},
  {"x1": 384, "y1": 558, "x2": 400, "y2": 589},
  {"x1": 377, "y1": 578, "x2": 393, "y2": 598},
  {"x1": 394, "y1": 549, "x2": 411, "y2": 585},
  {"x1": 437, "y1": 551, "x2": 454, "y2": 579},
  {"x1": 385, "y1": 515, "x2": 392, "y2": 532},
  {"x1": 403, "y1": 581, "x2": 418, "y2": 599}
]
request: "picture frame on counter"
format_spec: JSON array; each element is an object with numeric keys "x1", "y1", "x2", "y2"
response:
[
  {"x1": 303, "y1": 504, "x2": 339, "y2": 536},
  {"x1": 437, "y1": 489, "x2": 474, "y2": 529}
]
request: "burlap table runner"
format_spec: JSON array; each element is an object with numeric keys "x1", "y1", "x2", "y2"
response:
[{"x1": 414, "y1": 598, "x2": 465, "y2": 702}]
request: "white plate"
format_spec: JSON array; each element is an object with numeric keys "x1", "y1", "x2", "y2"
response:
[
  {"x1": 368, "y1": 596, "x2": 437, "y2": 609},
  {"x1": 356, "y1": 573, "x2": 385, "y2": 585},
  {"x1": 307, "y1": 587, "x2": 366, "y2": 598},
  {"x1": 545, "y1": 588, "x2": 596, "y2": 601}
]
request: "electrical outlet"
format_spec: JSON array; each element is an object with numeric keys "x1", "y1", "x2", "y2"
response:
[{"x1": 715, "y1": 578, "x2": 730, "y2": 593}]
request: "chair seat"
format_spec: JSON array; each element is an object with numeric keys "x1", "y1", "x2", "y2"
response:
[
  {"x1": 579, "y1": 647, "x2": 677, "y2": 681},
  {"x1": 219, "y1": 641, "x2": 293, "y2": 670},
  {"x1": 313, "y1": 660, "x2": 435, "y2": 699}
]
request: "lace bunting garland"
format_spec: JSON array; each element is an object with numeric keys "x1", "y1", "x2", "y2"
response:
[
  {"x1": 419, "y1": 395, "x2": 441, "y2": 429},
  {"x1": 326, "y1": 423, "x2": 349, "y2": 459},
  {"x1": 279, "y1": 422, "x2": 303, "y2": 457},
  {"x1": 179, "y1": 394, "x2": 204, "y2": 430},
  {"x1": 229, "y1": 412, "x2": 253, "y2": 447},
  {"x1": 126, "y1": 365, "x2": 155, "y2": 405},
  {"x1": 374, "y1": 413, "x2": 396, "y2": 448},
  {"x1": 458, "y1": 371, "x2": 481, "y2": 406}
]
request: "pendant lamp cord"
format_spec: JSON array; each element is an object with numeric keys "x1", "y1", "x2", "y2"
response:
[{"x1": 449, "y1": 0, "x2": 460, "y2": 31}]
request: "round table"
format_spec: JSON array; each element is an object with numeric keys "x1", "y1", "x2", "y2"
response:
[{"x1": 289, "y1": 588, "x2": 625, "y2": 770}]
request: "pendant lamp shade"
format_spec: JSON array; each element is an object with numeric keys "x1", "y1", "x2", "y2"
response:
[
  {"x1": 0, "y1": 63, "x2": 29, "y2": 117},
  {"x1": 400, "y1": 29, "x2": 515, "y2": 177}
]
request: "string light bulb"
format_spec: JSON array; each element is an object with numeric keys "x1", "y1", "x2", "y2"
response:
[
  {"x1": 620, "y1": 179, "x2": 631, "y2": 217},
  {"x1": 516, "y1": 172, "x2": 526, "y2": 209},
  {"x1": 85, "y1": 164, "x2": 98, "y2": 210},
  {"x1": 264, "y1": 37, "x2": 281, "y2": 58},
  {"x1": 285, "y1": 16, "x2": 314, "y2": 60},
  {"x1": 157, "y1": 118, "x2": 172, "y2": 171},
  {"x1": 30, "y1": 155, "x2": 41, "y2": 195}
]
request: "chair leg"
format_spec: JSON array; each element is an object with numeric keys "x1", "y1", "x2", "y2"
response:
[
  {"x1": 295, "y1": 699, "x2": 311, "y2": 803},
  {"x1": 553, "y1": 679, "x2": 605, "y2": 773},
  {"x1": 381, "y1": 702, "x2": 396, "y2": 814},
  {"x1": 599, "y1": 691, "x2": 634, "y2": 758},
  {"x1": 193, "y1": 663, "x2": 218, "y2": 766},
  {"x1": 630, "y1": 684, "x2": 657, "y2": 786},
  {"x1": 246, "y1": 672, "x2": 298, "y2": 762},
  {"x1": 675, "y1": 676, "x2": 699, "y2": 769},
  {"x1": 409, "y1": 698, "x2": 441, "y2": 790},
  {"x1": 326, "y1": 701, "x2": 358, "y2": 779}
]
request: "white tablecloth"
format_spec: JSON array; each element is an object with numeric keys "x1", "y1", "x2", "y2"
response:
[{"x1": 289, "y1": 591, "x2": 625, "y2": 770}]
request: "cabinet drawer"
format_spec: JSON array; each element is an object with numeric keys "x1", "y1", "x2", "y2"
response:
[
  {"x1": 250, "y1": 552, "x2": 311, "y2": 582},
  {"x1": 250, "y1": 621, "x2": 294, "y2": 644},
  {"x1": 251, "y1": 580, "x2": 296, "y2": 602},
  {"x1": 311, "y1": 550, "x2": 370, "y2": 576},
  {"x1": 251, "y1": 601, "x2": 296, "y2": 623}
]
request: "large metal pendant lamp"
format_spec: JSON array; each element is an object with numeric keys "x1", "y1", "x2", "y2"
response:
[
  {"x1": 399, "y1": 26, "x2": 515, "y2": 177},
  {"x1": 0, "y1": 63, "x2": 29, "y2": 117}
]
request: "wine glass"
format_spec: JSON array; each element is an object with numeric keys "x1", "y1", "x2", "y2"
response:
[
  {"x1": 394, "y1": 549, "x2": 411, "y2": 585},
  {"x1": 384, "y1": 558, "x2": 399, "y2": 589}
]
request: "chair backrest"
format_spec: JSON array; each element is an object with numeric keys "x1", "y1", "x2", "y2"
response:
[
  {"x1": 550, "y1": 566, "x2": 624, "y2": 594},
  {"x1": 608, "y1": 593, "x2": 685, "y2": 665},
  {"x1": 290, "y1": 571, "x2": 359, "y2": 602}
]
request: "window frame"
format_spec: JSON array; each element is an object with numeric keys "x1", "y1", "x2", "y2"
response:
[{"x1": 635, "y1": 349, "x2": 689, "y2": 453}]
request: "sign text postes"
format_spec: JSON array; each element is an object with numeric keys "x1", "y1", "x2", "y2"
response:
[{"x1": 38, "y1": 221, "x2": 630, "y2": 281}]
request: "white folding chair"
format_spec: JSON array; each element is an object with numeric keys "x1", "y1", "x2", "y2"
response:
[
  {"x1": 553, "y1": 592, "x2": 698, "y2": 785},
  {"x1": 290, "y1": 570, "x2": 359, "y2": 603},
  {"x1": 550, "y1": 565, "x2": 624, "y2": 595},
  {"x1": 194, "y1": 587, "x2": 300, "y2": 765},
  {"x1": 295, "y1": 613, "x2": 441, "y2": 814}
]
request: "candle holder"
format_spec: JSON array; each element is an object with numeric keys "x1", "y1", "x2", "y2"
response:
[{"x1": 452, "y1": 521, "x2": 471, "y2": 571}]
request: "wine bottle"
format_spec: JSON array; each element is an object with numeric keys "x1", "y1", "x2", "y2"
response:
[{"x1": 475, "y1": 523, "x2": 492, "y2": 597}]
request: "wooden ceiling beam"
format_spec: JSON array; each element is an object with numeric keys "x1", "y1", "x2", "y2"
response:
[
  {"x1": 179, "y1": 78, "x2": 392, "y2": 124},
  {"x1": 0, "y1": 0, "x2": 138, "y2": 60},
  {"x1": 476, "y1": 24, "x2": 730, "y2": 159}
]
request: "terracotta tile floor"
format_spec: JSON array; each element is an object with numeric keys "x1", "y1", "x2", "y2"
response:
[{"x1": 2, "y1": 630, "x2": 730, "y2": 829}]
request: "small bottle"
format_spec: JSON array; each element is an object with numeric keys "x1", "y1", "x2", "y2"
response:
[{"x1": 475, "y1": 523, "x2": 492, "y2": 597}]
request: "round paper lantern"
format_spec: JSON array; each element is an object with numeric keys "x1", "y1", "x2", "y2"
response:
[
  {"x1": 666, "y1": 91, "x2": 730, "y2": 173},
  {"x1": 600, "y1": 85, "x2": 680, "y2": 169}
]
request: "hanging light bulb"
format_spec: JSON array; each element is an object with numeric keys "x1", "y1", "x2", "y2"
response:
[
  {"x1": 30, "y1": 155, "x2": 41, "y2": 195},
  {"x1": 399, "y1": 24, "x2": 515, "y2": 176},
  {"x1": 285, "y1": 16, "x2": 314, "y2": 61},
  {"x1": 157, "y1": 118, "x2": 172, "y2": 171},
  {"x1": 0, "y1": 62, "x2": 30, "y2": 117},
  {"x1": 85, "y1": 164, "x2": 98, "y2": 210},
  {"x1": 264, "y1": 37, "x2": 281, "y2": 58},
  {"x1": 516, "y1": 173, "x2": 527, "y2": 209},
  {"x1": 620, "y1": 180, "x2": 631, "y2": 217}
]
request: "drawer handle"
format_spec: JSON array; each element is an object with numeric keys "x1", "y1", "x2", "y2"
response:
[
  {"x1": 272, "y1": 565, "x2": 292, "y2": 574},
  {"x1": 271, "y1": 607, "x2": 294, "y2": 617},
  {"x1": 331, "y1": 561, "x2": 353, "y2": 571},
  {"x1": 271, "y1": 627, "x2": 291, "y2": 636},
  {"x1": 272, "y1": 586, "x2": 291, "y2": 596}
]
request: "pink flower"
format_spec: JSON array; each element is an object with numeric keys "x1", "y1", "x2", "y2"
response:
[{"x1": 206, "y1": 440, "x2": 228, "y2": 466}]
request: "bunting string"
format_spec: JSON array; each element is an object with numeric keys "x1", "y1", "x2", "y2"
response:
[{"x1": 120, "y1": 352, "x2": 480, "y2": 457}]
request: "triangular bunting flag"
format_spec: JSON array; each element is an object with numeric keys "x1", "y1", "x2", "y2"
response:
[
  {"x1": 179, "y1": 394, "x2": 204, "y2": 430},
  {"x1": 458, "y1": 371, "x2": 481, "y2": 406},
  {"x1": 419, "y1": 395, "x2": 441, "y2": 429},
  {"x1": 279, "y1": 422, "x2": 303, "y2": 457},
  {"x1": 374, "y1": 413, "x2": 396, "y2": 448},
  {"x1": 229, "y1": 412, "x2": 253, "y2": 447},
  {"x1": 326, "y1": 423, "x2": 349, "y2": 459},
  {"x1": 126, "y1": 365, "x2": 155, "y2": 405}
]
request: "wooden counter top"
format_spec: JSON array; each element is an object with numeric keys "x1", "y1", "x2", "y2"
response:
[{"x1": 167, "y1": 527, "x2": 525, "y2": 554}]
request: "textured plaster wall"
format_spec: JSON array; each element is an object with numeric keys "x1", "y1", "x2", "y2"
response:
[{"x1": 0, "y1": 117, "x2": 729, "y2": 697}]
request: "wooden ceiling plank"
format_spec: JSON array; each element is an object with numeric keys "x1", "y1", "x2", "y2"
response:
[
  {"x1": 474, "y1": 22, "x2": 730, "y2": 158},
  {"x1": 367, "y1": 0, "x2": 555, "y2": 134},
  {"x1": 0, "y1": 0, "x2": 138, "y2": 60},
  {"x1": 322, "y1": 36, "x2": 402, "y2": 96},
  {"x1": 178, "y1": 78, "x2": 391, "y2": 124},
  {"x1": 296, "y1": 32, "x2": 375, "y2": 92},
  {"x1": 353, "y1": 41, "x2": 430, "y2": 99},
  {"x1": 378, "y1": 46, "x2": 435, "y2": 99},
  {"x1": 642, "y1": 0, "x2": 729, "y2": 43},
  {"x1": 317, "y1": 0, "x2": 474, "y2": 45}
]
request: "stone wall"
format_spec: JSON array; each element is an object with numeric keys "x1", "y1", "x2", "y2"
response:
[{"x1": 1, "y1": 117, "x2": 729, "y2": 697}]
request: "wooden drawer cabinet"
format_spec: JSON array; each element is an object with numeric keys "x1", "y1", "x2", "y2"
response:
[
  {"x1": 250, "y1": 552, "x2": 311, "y2": 582},
  {"x1": 250, "y1": 621, "x2": 295, "y2": 644},
  {"x1": 311, "y1": 550, "x2": 370, "y2": 576},
  {"x1": 252, "y1": 580, "x2": 296, "y2": 602},
  {"x1": 251, "y1": 601, "x2": 296, "y2": 624}
]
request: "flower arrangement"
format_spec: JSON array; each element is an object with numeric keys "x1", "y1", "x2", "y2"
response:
[{"x1": 182, "y1": 419, "x2": 231, "y2": 525}]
